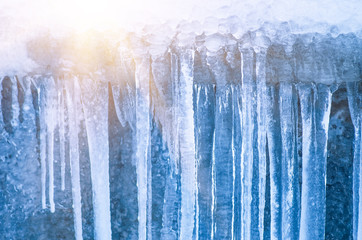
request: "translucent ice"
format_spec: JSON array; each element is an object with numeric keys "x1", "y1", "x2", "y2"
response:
[{"x1": 0, "y1": 1, "x2": 361, "y2": 239}]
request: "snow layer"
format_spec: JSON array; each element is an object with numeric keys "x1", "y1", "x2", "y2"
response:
[{"x1": 0, "y1": 0, "x2": 362, "y2": 76}]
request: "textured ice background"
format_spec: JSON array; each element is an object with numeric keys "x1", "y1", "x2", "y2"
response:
[{"x1": 0, "y1": 1, "x2": 361, "y2": 240}]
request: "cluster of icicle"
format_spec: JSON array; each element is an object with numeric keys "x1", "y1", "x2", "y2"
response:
[{"x1": 1, "y1": 30, "x2": 361, "y2": 240}]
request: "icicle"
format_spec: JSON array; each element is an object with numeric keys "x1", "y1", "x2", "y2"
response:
[
  {"x1": 110, "y1": 50, "x2": 136, "y2": 130},
  {"x1": 178, "y1": 49, "x2": 196, "y2": 240},
  {"x1": 207, "y1": 48, "x2": 234, "y2": 239},
  {"x1": 27, "y1": 76, "x2": 57, "y2": 212},
  {"x1": 66, "y1": 77, "x2": 83, "y2": 240},
  {"x1": 44, "y1": 77, "x2": 56, "y2": 213},
  {"x1": 346, "y1": 81, "x2": 362, "y2": 240},
  {"x1": 149, "y1": 51, "x2": 176, "y2": 240},
  {"x1": 134, "y1": 56, "x2": 151, "y2": 240},
  {"x1": 298, "y1": 83, "x2": 332, "y2": 240},
  {"x1": 46, "y1": 115, "x2": 55, "y2": 213},
  {"x1": 232, "y1": 84, "x2": 242, "y2": 240},
  {"x1": 265, "y1": 42, "x2": 301, "y2": 240},
  {"x1": 33, "y1": 77, "x2": 47, "y2": 210},
  {"x1": 265, "y1": 82, "x2": 282, "y2": 240},
  {"x1": 58, "y1": 87, "x2": 66, "y2": 191},
  {"x1": 169, "y1": 51, "x2": 181, "y2": 169},
  {"x1": 17, "y1": 76, "x2": 37, "y2": 135},
  {"x1": 194, "y1": 83, "x2": 215, "y2": 240},
  {"x1": 10, "y1": 76, "x2": 20, "y2": 131},
  {"x1": 161, "y1": 51, "x2": 181, "y2": 239},
  {"x1": 256, "y1": 50, "x2": 267, "y2": 240},
  {"x1": 32, "y1": 76, "x2": 56, "y2": 212},
  {"x1": 111, "y1": 84, "x2": 126, "y2": 126},
  {"x1": 150, "y1": 53, "x2": 173, "y2": 148},
  {"x1": 40, "y1": 112, "x2": 47, "y2": 209},
  {"x1": 214, "y1": 84, "x2": 233, "y2": 239},
  {"x1": 279, "y1": 82, "x2": 300, "y2": 239},
  {"x1": 80, "y1": 76, "x2": 111, "y2": 240},
  {"x1": 15, "y1": 76, "x2": 39, "y2": 208},
  {"x1": 240, "y1": 48, "x2": 265, "y2": 240},
  {"x1": 0, "y1": 77, "x2": 11, "y2": 134},
  {"x1": 240, "y1": 48, "x2": 253, "y2": 240}
]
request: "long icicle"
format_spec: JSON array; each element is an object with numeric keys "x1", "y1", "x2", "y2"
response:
[
  {"x1": 194, "y1": 82, "x2": 215, "y2": 239},
  {"x1": 81, "y1": 76, "x2": 112, "y2": 240},
  {"x1": 161, "y1": 51, "x2": 182, "y2": 239},
  {"x1": 240, "y1": 48, "x2": 254, "y2": 240},
  {"x1": 66, "y1": 76, "x2": 83, "y2": 240},
  {"x1": 207, "y1": 49, "x2": 234, "y2": 239},
  {"x1": 134, "y1": 55, "x2": 151, "y2": 240},
  {"x1": 46, "y1": 77, "x2": 56, "y2": 213},
  {"x1": 241, "y1": 48, "x2": 264, "y2": 240},
  {"x1": 178, "y1": 48, "x2": 197, "y2": 240},
  {"x1": 35, "y1": 77, "x2": 47, "y2": 210},
  {"x1": 256, "y1": 50, "x2": 267, "y2": 240},
  {"x1": 59, "y1": 85, "x2": 66, "y2": 191},
  {"x1": 279, "y1": 82, "x2": 300, "y2": 239},
  {"x1": 346, "y1": 81, "x2": 361, "y2": 240},
  {"x1": 10, "y1": 76, "x2": 20, "y2": 131},
  {"x1": 298, "y1": 83, "x2": 332, "y2": 240},
  {"x1": 265, "y1": 82, "x2": 282, "y2": 240}
]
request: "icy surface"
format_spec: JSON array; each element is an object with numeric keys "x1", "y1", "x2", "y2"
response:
[{"x1": 0, "y1": 1, "x2": 362, "y2": 239}]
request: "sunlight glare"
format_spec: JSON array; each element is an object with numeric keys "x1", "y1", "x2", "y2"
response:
[{"x1": 51, "y1": 0, "x2": 147, "y2": 32}]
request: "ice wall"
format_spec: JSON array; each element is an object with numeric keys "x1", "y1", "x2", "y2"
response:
[{"x1": 0, "y1": 28, "x2": 361, "y2": 240}]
